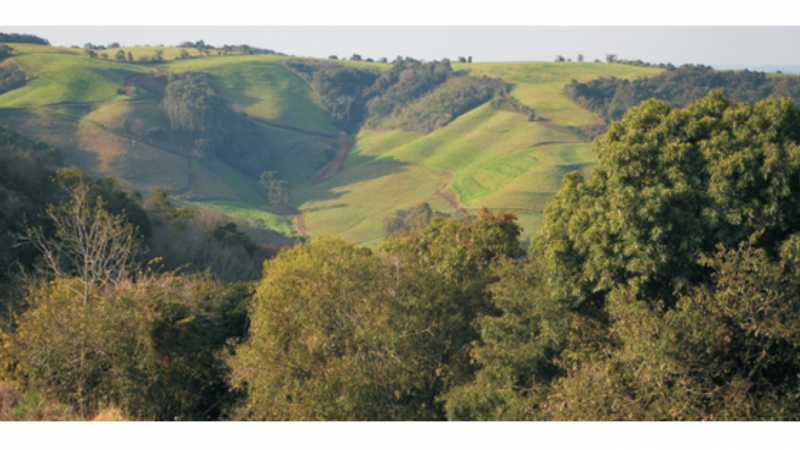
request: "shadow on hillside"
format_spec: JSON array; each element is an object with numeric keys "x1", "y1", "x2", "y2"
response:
[
  {"x1": 293, "y1": 151, "x2": 409, "y2": 206},
  {"x1": 0, "y1": 108, "x2": 103, "y2": 176}
]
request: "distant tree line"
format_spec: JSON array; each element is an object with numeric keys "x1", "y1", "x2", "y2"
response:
[
  {"x1": 564, "y1": 64, "x2": 800, "y2": 121},
  {"x1": 177, "y1": 40, "x2": 283, "y2": 56},
  {"x1": 0, "y1": 33, "x2": 49, "y2": 46},
  {"x1": 161, "y1": 72, "x2": 277, "y2": 178}
]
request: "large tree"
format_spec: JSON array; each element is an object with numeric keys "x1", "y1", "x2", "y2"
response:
[
  {"x1": 446, "y1": 90, "x2": 800, "y2": 420},
  {"x1": 230, "y1": 210, "x2": 522, "y2": 420}
]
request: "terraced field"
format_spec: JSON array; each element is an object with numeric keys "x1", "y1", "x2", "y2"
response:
[{"x1": 0, "y1": 43, "x2": 663, "y2": 244}]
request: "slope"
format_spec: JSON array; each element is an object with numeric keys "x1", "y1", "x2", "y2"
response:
[{"x1": 292, "y1": 62, "x2": 662, "y2": 244}]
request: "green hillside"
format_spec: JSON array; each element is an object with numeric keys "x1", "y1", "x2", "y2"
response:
[
  {"x1": 294, "y1": 62, "x2": 662, "y2": 244},
  {"x1": 0, "y1": 44, "x2": 665, "y2": 243}
]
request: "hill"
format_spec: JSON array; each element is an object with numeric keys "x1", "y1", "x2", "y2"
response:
[{"x1": 5, "y1": 42, "x2": 788, "y2": 245}]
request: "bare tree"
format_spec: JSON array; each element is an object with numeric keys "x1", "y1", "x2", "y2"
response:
[
  {"x1": 17, "y1": 173, "x2": 142, "y2": 306},
  {"x1": 260, "y1": 171, "x2": 289, "y2": 207}
]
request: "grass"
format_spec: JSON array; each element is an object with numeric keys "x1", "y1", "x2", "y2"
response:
[
  {"x1": 453, "y1": 61, "x2": 662, "y2": 126},
  {"x1": 182, "y1": 199, "x2": 293, "y2": 236},
  {"x1": 165, "y1": 55, "x2": 339, "y2": 134},
  {"x1": 290, "y1": 62, "x2": 659, "y2": 244},
  {"x1": 0, "y1": 47, "x2": 667, "y2": 245},
  {"x1": 0, "y1": 52, "x2": 151, "y2": 108},
  {"x1": 292, "y1": 159, "x2": 455, "y2": 244}
]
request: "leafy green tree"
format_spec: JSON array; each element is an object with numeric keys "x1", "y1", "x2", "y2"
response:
[
  {"x1": 447, "y1": 90, "x2": 800, "y2": 420},
  {"x1": 0, "y1": 44, "x2": 13, "y2": 61},
  {"x1": 1, "y1": 273, "x2": 253, "y2": 420},
  {"x1": 126, "y1": 51, "x2": 133, "y2": 62},
  {"x1": 115, "y1": 49, "x2": 125, "y2": 62},
  {"x1": 543, "y1": 235, "x2": 800, "y2": 420},
  {"x1": 231, "y1": 210, "x2": 523, "y2": 420},
  {"x1": 541, "y1": 90, "x2": 800, "y2": 309}
]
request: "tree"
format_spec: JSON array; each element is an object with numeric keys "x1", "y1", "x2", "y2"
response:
[
  {"x1": 541, "y1": 90, "x2": 800, "y2": 309},
  {"x1": 230, "y1": 210, "x2": 523, "y2": 420},
  {"x1": 328, "y1": 55, "x2": 338, "y2": 59},
  {"x1": 179, "y1": 49, "x2": 189, "y2": 59},
  {"x1": 457, "y1": 56, "x2": 466, "y2": 63},
  {"x1": 468, "y1": 56, "x2": 472, "y2": 63},
  {"x1": 606, "y1": 53, "x2": 617, "y2": 63},
  {"x1": 577, "y1": 53, "x2": 584, "y2": 62},
  {"x1": 259, "y1": 171, "x2": 289, "y2": 207},
  {"x1": 351, "y1": 53, "x2": 362, "y2": 61},
  {"x1": 555, "y1": 55, "x2": 565, "y2": 62},
  {"x1": 448, "y1": 90, "x2": 800, "y2": 420},
  {"x1": 17, "y1": 168, "x2": 143, "y2": 306},
  {"x1": 0, "y1": 44, "x2": 13, "y2": 61},
  {"x1": 126, "y1": 51, "x2": 133, "y2": 62},
  {"x1": 115, "y1": 49, "x2": 125, "y2": 62},
  {"x1": 84, "y1": 50, "x2": 96, "y2": 59},
  {"x1": 108, "y1": 42, "x2": 120, "y2": 48},
  {"x1": 154, "y1": 49, "x2": 164, "y2": 62}
]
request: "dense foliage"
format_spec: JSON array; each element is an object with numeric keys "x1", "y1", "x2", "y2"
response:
[
  {"x1": 445, "y1": 91, "x2": 800, "y2": 420},
  {"x1": 0, "y1": 127, "x2": 64, "y2": 284},
  {"x1": 1, "y1": 274, "x2": 252, "y2": 420},
  {"x1": 230, "y1": 209, "x2": 522, "y2": 420},
  {"x1": 162, "y1": 72, "x2": 276, "y2": 178},
  {"x1": 0, "y1": 33, "x2": 49, "y2": 46},
  {"x1": 285, "y1": 58, "x2": 530, "y2": 134},
  {"x1": 565, "y1": 64, "x2": 800, "y2": 121}
]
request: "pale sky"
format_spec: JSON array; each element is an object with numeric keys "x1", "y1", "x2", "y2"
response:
[{"x1": 2, "y1": 26, "x2": 800, "y2": 70}]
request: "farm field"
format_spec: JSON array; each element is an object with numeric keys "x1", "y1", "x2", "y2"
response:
[{"x1": 0, "y1": 43, "x2": 664, "y2": 244}]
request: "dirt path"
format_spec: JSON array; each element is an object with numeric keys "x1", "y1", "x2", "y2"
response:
[
  {"x1": 293, "y1": 214, "x2": 308, "y2": 236},
  {"x1": 312, "y1": 138, "x2": 355, "y2": 185},
  {"x1": 435, "y1": 187, "x2": 459, "y2": 209}
]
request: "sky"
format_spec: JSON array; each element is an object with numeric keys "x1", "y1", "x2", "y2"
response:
[
  {"x1": 3, "y1": 0, "x2": 800, "y2": 70},
  {"x1": 3, "y1": 26, "x2": 800, "y2": 70}
]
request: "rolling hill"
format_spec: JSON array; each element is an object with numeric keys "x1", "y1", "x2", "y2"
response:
[{"x1": 0, "y1": 42, "x2": 666, "y2": 245}]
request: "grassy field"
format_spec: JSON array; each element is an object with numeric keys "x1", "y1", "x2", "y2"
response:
[
  {"x1": 292, "y1": 62, "x2": 662, "y2": 244},
  {"x1": 165, "y1": 55, "x2": 340, "y2": 135},
  {"x1": 0, "y1": 45, "x2": 666, "y2": 244}
]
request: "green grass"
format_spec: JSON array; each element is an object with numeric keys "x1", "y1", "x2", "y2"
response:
[
  {"x1": 0, "y1": 52, "x2": 150, "y2": 108},
  {"x1": 182, "y1": 199, "x2": 293, "y2": 236},
  {"x1": 165, "y1": 55, "x2": 338, "y2": 134},
  {"x1": 0, "y1": 47, "x2": 667, "y2": 245},
  {"x1": 290, "y1": 62, "x2": 657, "y2": 244},
  {"x1": 453, "y1": 61, "x2": 662, "y2": 126}
]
